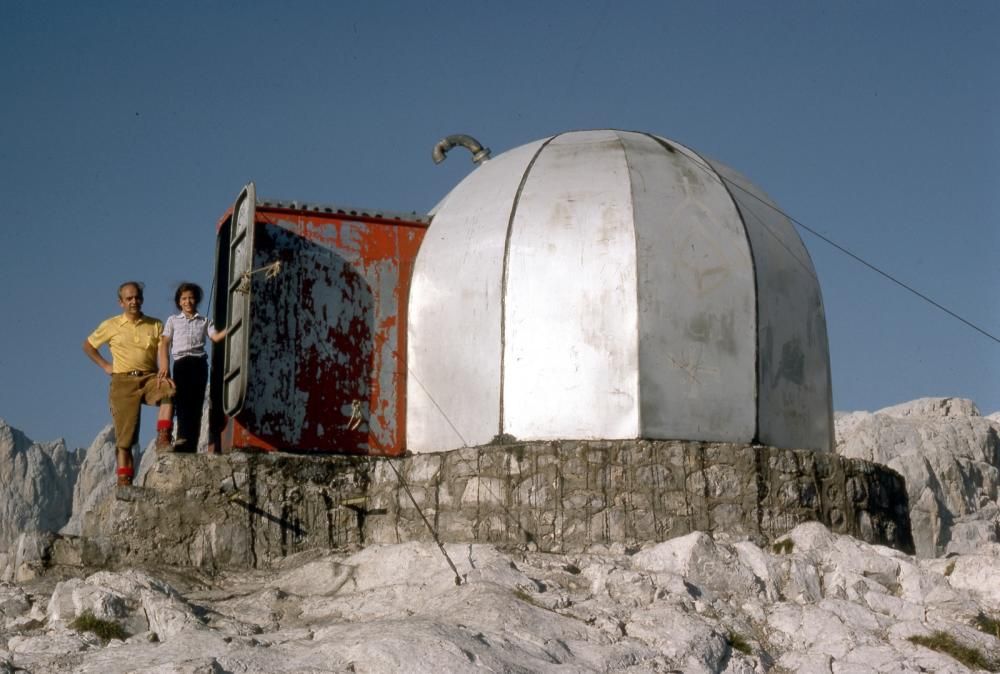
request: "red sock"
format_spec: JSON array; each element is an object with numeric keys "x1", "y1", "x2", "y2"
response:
[{"x1": 157, "y1": 420, "x2": 172, "y2": 430}]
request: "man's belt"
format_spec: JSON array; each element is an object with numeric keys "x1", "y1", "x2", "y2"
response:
[{"x1": 114, "y1": 370, "x2": 154, "y2": 377}]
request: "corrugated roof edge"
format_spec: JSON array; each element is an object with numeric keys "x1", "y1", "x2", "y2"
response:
[{"x1": 258, "y1": 197, "x2": 432, "y2": 224}]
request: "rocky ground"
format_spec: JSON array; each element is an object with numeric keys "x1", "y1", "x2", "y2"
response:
[
  {"x1": 3, "y1": 523, "x2": 1000, "y2": 673},
  {"x1": 0, "y1": 397, "x2": 998, "y2": 673}
]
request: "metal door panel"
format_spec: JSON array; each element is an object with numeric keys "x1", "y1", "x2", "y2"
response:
[
  {"x1": 226, "y1": 207, "x2": 425, "y2": 455},
  {"x1": 222, "y1": 182, "x2": 255, "y2": 416}
]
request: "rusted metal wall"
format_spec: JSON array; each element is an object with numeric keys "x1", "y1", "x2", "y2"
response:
[{"x1": 226, "y1": 205, "x2": 426, "y2": 455}]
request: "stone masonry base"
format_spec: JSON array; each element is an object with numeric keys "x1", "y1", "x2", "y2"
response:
[{"x1": 56, "y1": 440, "x2": 913, "y2": 572}]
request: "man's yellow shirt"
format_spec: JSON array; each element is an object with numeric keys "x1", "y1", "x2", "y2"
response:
[{"x1": 87, "y1": 314, "x2": 163, "y2": 373}]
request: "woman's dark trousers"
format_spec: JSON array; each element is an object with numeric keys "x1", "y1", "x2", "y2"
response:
[{"x1": 173, "y1": 355, "x2": 208, "y2": 452}]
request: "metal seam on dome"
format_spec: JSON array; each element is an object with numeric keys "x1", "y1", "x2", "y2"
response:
[
  {"x1": 732, "y1": 197, "x2": 818, "y2": 282},
  {"x1": 666, "y1": 164, "x2": 819, "y2": 283},
  {"x1": 616, "y1": 130, "x2": 643, "y2": 436},
  {"x1": 497, "y1": 135, "x2": 559, "y2": 438},
  {"x1": 647, "y1": 133, "x2": 763, "y2": 445}
]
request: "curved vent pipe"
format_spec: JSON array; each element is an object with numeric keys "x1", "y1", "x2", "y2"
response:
[{"x1": 432, "y1": 134, "x2": 491, "y2": 165}]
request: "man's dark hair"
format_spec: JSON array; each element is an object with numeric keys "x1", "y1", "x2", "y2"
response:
[
  {"x1": 174, "y1": 282, "x2": 204, "y2": 310},
  {"x1": 118, "y1": 281, "x2": 144, "y2": 300}
]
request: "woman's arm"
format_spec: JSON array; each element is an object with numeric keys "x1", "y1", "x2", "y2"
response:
[{"x1": 209, "y1": 327, "x2": 228, "y2": 344}]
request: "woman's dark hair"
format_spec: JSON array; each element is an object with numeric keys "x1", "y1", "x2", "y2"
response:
[{"x1": 174, "y1": 282, "x2": 204, "y2": 310}]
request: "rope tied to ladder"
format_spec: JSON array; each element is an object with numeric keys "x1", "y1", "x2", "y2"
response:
[
  {"x1": 236, "y1": 260, "x2": 283, "y2": 295},
  {"x1": 347, "y1": 399, "x2": 363, "y2": 431}
]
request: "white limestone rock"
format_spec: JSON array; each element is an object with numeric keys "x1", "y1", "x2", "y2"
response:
[
  {"x1": 0, "y1": 419, "x2": 81, "y2": 554},
  {"x1": 947, "y1": 504, "x2": 1000, "y2": 556},
  {"x1": 60, "y1": 424, "x2": 116, "y2": 537},
  {"x1": 6, "y1": 524, "x2": 1000, "y2": 672},
  {"x1": 835, "y1": 397, "x2": 1000, "y2": 557},
  {"x1": 944, "y1": 544, "x2": 1000, "y2": 611},
  {"x1": 879, "y1": 397, "x2": 983, "y2": 418},
  {"x1": 46, "y1": 568, "x2": 207, "y2": 643},
  {"x1": 7, "y1": 626, "x2": 98, "y2": 655},
  {"x1": 0, "y1": 584, "x2": 31, "y2": 629},
  {"x1": 0, "y1": 531, "x2": 57, "y2": 583},
  {"x1": 631, "y1": 531, "x2": 767, "y2": 600}
]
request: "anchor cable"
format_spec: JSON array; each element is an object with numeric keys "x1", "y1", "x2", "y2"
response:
[
  {"x1": 386, "y1": 458, "x2": 464, "y2": 585},
  {"x1": 678, "y1": 148, "x2": 999, "y2": 346}
]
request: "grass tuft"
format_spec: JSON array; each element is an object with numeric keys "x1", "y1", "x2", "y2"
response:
[
  {"x1": 907, "y1": 631, "x2": 996, "y2": 671},
  {"x1": 771, "y1": 539, "x2": 794, "y2": 555},
  {"x1": 512, "y1": 587, "x2": 551, "y2": 611},
  {"x1": 69, "y1": 610, "x2": 128, "y2": 642},
  {"x1": 944, "y1": 560, "x2": 956, "y2": 576},
  {"x1": 974, "y1": 613, "x2": 1000, "y2": 640},
  {"x1": 728, "y1": 632, "x2": 753, "y2": 655}
]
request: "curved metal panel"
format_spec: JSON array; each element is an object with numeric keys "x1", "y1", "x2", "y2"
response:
[
  {"x1": 706, "y1": 158, "x2": 833, "y2": 451},
  {"x1": 503, "y1": 131, "x2": 640, "y2": 440},
  {"x1": 628, "y1": 133, "x2": 757, "y2": 441},
  {"x1": 223, "y1": 181, "x2": 256, "y2": 416},
  {"x1": 409, "y1": 129, "x2": 833, "y2": 453},
  {"x1": 406, "y1": 140, "x2": 548, "y2": 452}
]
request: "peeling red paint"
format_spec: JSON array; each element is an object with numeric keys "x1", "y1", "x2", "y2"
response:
[{"x1": 218, "y1": 204, "x2": 427, "y2": 456}]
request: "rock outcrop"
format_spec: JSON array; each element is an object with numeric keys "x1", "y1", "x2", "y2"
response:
[
  {"x1": 0, "y1": 420, "x2": 81, "y2": 560},
  {"x1": 836, "y1": 397, "x2": 1000, "y2": 558},
  {"x1": 3, "y1": 523, "x2": 1000, "y2": 673},
  {"x1": 59, "y1": 424, "x2": 159, "y2": 540},
  {"x1": 60, "y1": 425, "x2": 117, "y2": 538}
]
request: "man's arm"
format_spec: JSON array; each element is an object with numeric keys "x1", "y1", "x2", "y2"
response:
[
  {"x1": 82, "y1": 340, "x2": 113, "y2": 376},
  {"x1": 208, "y1": 327, "x2": 229, "y2": 344},
  {"x1": 158, "y1": 336, "x2": 171, "y2": 379}
]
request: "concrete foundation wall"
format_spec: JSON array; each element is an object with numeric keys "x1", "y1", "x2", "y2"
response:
[{"x1": 71, "y1": 440, "x2": 913, "y2": 571}]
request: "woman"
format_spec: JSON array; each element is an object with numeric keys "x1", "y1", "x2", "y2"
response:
[{"x1": 157, "y1": 282, "x2": 227, "y2": 452}]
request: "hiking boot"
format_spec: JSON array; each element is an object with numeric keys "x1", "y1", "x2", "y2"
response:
[{"x1": 116, "y1": 467, "x2": 134, "y2": 486}]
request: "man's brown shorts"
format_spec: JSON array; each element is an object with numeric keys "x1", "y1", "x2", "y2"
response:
[{"x1": 109, "y1": 373, "x2": 175, "y2": 450}]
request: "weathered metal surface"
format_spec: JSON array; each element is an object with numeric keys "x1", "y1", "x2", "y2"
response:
[
  {"x1": 407, "y1": 140, "x2": 546, "y2": 449},
  {"x1": 223, "y1": 182, "x2": 256, "y2": 417},
  {"x1": 503, "y1": 131, "x2": 639, "y2": 439},
  {"x1": 628, "y1": 132, "x2": 757, "y2": 441},
  {"x1": 700, "y1": 155, "x2": 834, "y2": 451},
  {"x1": 407, "y1": 129, "x2": 833, "y2": 453},
  {"x1": 221, "y1": 203, "x2": 426, "y2": 455}
]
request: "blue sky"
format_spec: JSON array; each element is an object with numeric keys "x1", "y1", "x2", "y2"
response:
[{"x1": 1, "y1": 1, "x2": 997, "y2": 451}]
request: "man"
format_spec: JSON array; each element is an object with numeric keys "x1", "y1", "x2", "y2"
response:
[{"x1": 83, "y1": 281, "x2": 176, "y2": 486}]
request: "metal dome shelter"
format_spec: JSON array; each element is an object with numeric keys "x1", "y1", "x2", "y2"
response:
[{"x1": 406, "y1": 129, "x2": 833, "y2": 453}]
